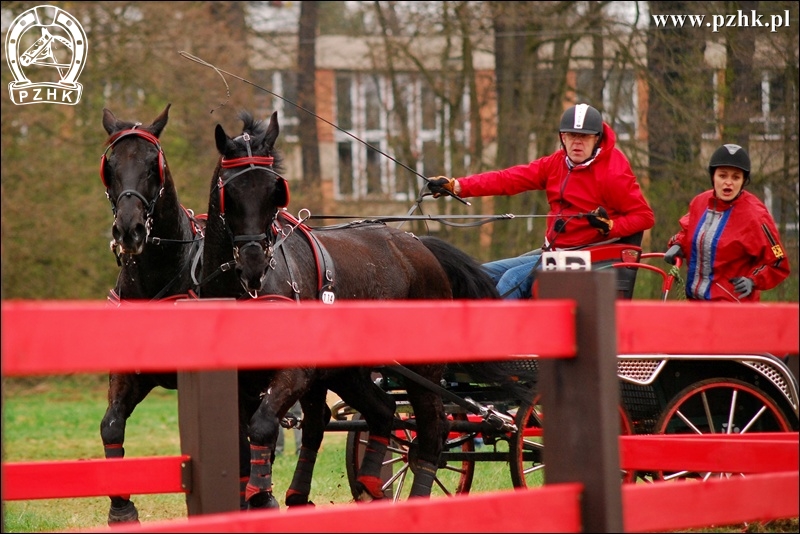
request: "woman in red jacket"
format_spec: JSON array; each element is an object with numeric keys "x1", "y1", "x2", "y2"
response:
[
  {"x1": 428, "y1": 103, "x2": 655, "y2": 298},
  {"x1": 664, "y1": 144, "x2": 790, "y2": 302}
]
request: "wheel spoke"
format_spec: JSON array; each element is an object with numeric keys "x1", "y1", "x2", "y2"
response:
[
  {"x1": 725, "y1": 389, "x2": 738, "y2": 433},
  {"x1": 675, "y1": 409, "x2": 703, "y2": 434},
  {"x1": 386, "y1": 444, "x2": 409, "y2": 455},
  {"x1": 386, "y1": 463, "x2": 408, "y2": 495},
  {"x1": 740, "y1": 406, "x2": 768, "y2": 434},
  {"x1": 441, "y1": 463, "x2": 468, "y2": 475},
  {"x1": 522, "y1": 462, "x2": 546, "y2": 476},
  {"x1": 434, "y1": 476, "x2": 452, "y2": 496},
  {"x1": 382, "y1": 455, "x2": 406, "y2": 468},
  {"x1": 522, "y1": 437, "x2": 544, "y2": 450},
  {"x1": 701, "y1": 391, "x2": 716, "y2": 433},
  {"x1": 662, "y1": 470, "x2": 691, "y2": 481}
]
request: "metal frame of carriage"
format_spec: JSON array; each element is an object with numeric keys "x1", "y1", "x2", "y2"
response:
[{"x1": 316, "y1": 240, "x2": 800, "y2": 500}]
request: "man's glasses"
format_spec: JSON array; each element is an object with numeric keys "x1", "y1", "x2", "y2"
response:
[{"x1": 562, "y1": 132, "x2": 597, "y2": 141}]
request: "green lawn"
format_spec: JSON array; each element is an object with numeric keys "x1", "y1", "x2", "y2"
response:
[{"x1": 1, "y1": 375, "x2": 513, "y2": 532}]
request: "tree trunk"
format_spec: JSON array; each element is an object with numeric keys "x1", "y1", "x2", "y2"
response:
[
  {"x1": 646, "y1": 1, "x2": 708, "y2": 254},
  {"x1": 297, "y1": 1, "x2": 323, "y2": 214},
  {"x1": 723, "y1": 0, "x2": 759, "y2": 149}
]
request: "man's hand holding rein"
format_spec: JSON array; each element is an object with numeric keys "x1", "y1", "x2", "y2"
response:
[{"x1": 428, "y1": 176, "x2": 460, "y2": 198}]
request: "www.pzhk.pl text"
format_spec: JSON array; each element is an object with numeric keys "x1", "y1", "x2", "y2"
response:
[{"x1": 652, "y1": 10, "x2": 791, "y2": 33}]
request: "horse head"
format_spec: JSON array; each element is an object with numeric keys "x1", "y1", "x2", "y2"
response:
[
  {"x1": 213, "y1": 110, "x2": 286, "y2": 296},
  {"x1": 101, "y1": 104, "x2": 171, "y2": 255}
]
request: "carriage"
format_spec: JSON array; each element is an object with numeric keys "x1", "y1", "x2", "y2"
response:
[
  {"x1": 100, "y1": 105, "x2": 798, "y2": 518},
  {"x1": 322, "y1": 242, "x2": 800, "y2": 499}
]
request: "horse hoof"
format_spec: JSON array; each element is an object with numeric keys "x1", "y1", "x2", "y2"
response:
[
  {"x1": 354, "y1": 480, "x2": 385, "y2": 502},
  {"x1": 108, "y1": 501, "x2": 139, "y2": 524},
  {"x1": 285, "y1": 493, "x2": 313, "y2": 507},
  {"x1": 248, "y1": 492, "x2": 280, "y2": 510}
]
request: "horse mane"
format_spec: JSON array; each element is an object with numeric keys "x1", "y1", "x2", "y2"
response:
[{"x1": 235, "y1": 110, "x2": 285, "y2": 174}]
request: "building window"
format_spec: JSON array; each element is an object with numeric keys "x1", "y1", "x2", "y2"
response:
[
  {"x1": 337, "y1": 141, "x2": 353, "y2": 196},
  {"x1": 334, "y1": 71, "x2": 467, "y2": 201},
  {"x1": 753, "y1": 70, "x2": 789, "y2": 139},
  {"x1": 603, "y1": 68, "x2": 637, "y2": 140},
  {"x1": 574, "y1": 67, "x2": 638, "y2": 140},
  {"x1": 336, "y1": 75, "x2": 353, "y2": 131},
  {"x1": 702, "y1": 69, "x2": 720, "y2": 139},
  {"x1": 253, "y1": 69, "x2": 299, "y2": 141}
]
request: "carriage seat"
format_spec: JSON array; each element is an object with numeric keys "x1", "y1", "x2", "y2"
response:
[{"x1": 531, "y1": 231, "x2": 644, "y2": 300}]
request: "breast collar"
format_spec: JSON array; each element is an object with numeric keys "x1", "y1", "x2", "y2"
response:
[{"x1": 272, "y1": 210, "x2": 336, "y2": 304}]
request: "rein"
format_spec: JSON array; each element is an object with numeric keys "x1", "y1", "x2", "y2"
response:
[
  {"x1": 110, "y1": 207, "x2": 206, "y2": 300},
  {"x1": 304, "y1": 212, "x2": 585, "y2": 230}
]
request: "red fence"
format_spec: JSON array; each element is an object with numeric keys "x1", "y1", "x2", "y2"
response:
[{"x1": 2, "y1": 270, "x2": 798, "y2": 532}]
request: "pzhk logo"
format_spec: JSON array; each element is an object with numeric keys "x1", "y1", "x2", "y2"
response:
[{"x1": 5, "y1": 5, "x2": 87, "y2": 105}]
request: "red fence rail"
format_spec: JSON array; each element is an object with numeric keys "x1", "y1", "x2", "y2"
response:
[{"x1": 2, "y1": 270, "x2": 798, "y2": 532}]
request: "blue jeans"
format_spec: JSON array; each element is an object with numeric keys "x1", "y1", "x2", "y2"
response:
[{"x1": 483, "y1": 254, "x2": 542, "y2": 300}]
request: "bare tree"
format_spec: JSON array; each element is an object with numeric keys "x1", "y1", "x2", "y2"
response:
[
  {"x1": 645, "y1": 1, "x2": 709, "y2": 258},
  {"x1": 297, "y1": 0, "x2": 323, "y2": 213}
]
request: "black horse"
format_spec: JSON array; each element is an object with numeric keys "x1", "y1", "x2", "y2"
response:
[
  {"x1": 199, "y1": 110, "x2": 502, "y2": 509},
  {"x1": 99, "y1": 104, "x2": 204, "y2": 524}
]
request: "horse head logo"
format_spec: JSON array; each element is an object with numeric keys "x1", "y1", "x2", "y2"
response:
[{"x1": 5, "y1": 5, "x2": 87, "y2": 105}]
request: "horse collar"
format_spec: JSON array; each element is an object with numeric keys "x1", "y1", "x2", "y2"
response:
[{"x1": 276, "y1": 212, "x2": 336, "y2": 304}]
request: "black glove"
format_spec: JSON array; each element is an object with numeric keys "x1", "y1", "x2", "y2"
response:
[
  {"x1": 427, "y1": 176, "x2": 457, "y2": 199},
  {"x1": 664, "y1": 244, "x2": 684, "y2": 265},
  {"x1": 730, "y1": 277, "x2": 755, "y2": 298},
  {"x1": 586, "y1": 206, "x2": 614, "y2": 235}
]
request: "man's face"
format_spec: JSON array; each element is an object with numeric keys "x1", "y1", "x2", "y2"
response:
[{"x1": 561, "y1": 132, "x2": 599, "y2": 164}]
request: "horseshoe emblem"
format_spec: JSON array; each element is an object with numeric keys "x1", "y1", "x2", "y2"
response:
[{"x1": 5, "y1": 5, "x2": 88, "y2": 105}]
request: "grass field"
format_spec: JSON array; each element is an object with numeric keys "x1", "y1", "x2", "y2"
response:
[
  {"x1": 2, "y1": 375, "x2": 797, "y2": 533},
  {"x1": 1, "y1": 375, "x2": 516, "y2": 532}
]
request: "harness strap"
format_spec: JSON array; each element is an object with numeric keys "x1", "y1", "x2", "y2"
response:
[
  {"x1": 304, "y1": 229, "x2": 336, "y2": 302},
  {"x1": 278, "y1": 211, "x2": 336, "y2": 303},
  {"x1": 279, "y1": 244, "x2": 301, "y2": 303}
]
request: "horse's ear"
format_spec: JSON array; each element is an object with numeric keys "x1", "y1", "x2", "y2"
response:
[
  {"x1": 102, "y1": 108, "x2": 118, "y2": 135},
  {"x1": 150, "y1": 103, "x2": 171, "y2": 138},
  {"x1": 265, "y1": 110, "x2": 280, "y2": 147},
  {"x1": 275, "y1": 177, "x2": 290, "y2": 208},
  {"x1": 215, "y1": 124, "x2": 235, "y2": 155}
]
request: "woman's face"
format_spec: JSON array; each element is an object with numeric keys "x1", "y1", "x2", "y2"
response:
[{"x1": 713, "y1": 166, "x2": 745, "y2": 201}]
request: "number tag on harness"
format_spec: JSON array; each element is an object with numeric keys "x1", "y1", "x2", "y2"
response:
[
  {"x1": 541, "y1": 251, "x2": 592, "y2": 272},
  {"x1": 321, "y1": 290, "x2": 335, "y2": 304}
]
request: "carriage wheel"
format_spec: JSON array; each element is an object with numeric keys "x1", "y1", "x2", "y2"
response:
[
  {"x1": 345, "y1": 411, "x2": 475, "y2": 502},
  {"x1": 653, "y1": 377, "x2": 793, "y2": 481},
  {"x1": 509, "y1": 396, "x2": 636, "y2": 488}
]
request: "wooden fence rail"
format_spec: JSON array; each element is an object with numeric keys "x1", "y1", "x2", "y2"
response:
[
  {"x1": 2, "y1": 270, "x2": 798, "y2": 532},
  {"x1": 5, "y1": 435, "x2": 797, "y2": 501}
]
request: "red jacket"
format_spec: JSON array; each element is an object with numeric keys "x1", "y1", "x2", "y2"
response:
[
  {"x1": 668, "y1": 189, "x2": 790, "y2": 302},
  {"x1": 458, "y1": 123, "x2": 654, "y2": 249}
]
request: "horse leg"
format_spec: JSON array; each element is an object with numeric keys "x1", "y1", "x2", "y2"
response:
[
  {"x1": 284, "y1": 383, "x2": 329, "y2": 507},
  {"x1": 332, "y1": 369, "x2": 397, "y2": 502},
  {"x1": 100, "y1": 372, "x2": 158, "y2": 524},
  {"x1": 404, "y1": 365, "x2": 449, "y2": 498},
  {"x1": 237, "y1": 374, "x2": 266, "y2": 511},
  {"x1": 246, "y1": 369, "x2": 309, "y2": 510}
]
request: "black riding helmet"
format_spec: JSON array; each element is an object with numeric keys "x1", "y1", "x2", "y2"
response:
[
  {"x1": 708, "y1": 143, "x2": 751, "y2": 186},
  {"x1": 559, "y1": 104, "x2": 603, "y2": 160},
  {"x1": 560, "y1": 103, "x2": 603, "y2": 136}
]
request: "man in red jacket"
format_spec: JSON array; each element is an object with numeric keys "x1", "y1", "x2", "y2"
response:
[
  {"x1": 664, "y1": 143, "x2": 790, "y2": 302},
  {"x1": 429, "y1": 103, "x2": 655, "y2": 298}
]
